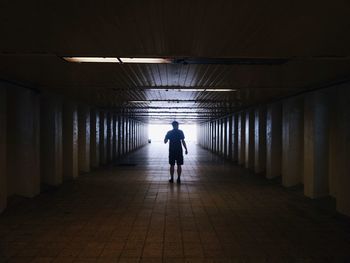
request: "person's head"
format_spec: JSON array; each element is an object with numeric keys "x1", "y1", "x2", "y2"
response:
[{"x1": 172, "y1": 121, "x2": 179, "y2": 130}]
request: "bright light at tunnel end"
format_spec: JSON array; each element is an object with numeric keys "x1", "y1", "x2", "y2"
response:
[{"x1": 148, "y1": 124, "x2": 197, "y2": 142}]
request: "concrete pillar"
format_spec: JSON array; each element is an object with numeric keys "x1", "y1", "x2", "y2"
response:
[
  {"x1": 205, "y1": 123, "x2": 208, "y2": 149},
  {"x1": 63, "y1": 102, "x2": 79, "y2": 180},
  {"x1": 214, "y1": 120, "x2": 217, "y2": 153},
  {"x1": 134, "y1": 121, "x2": 137, "y2": 150},
  {"x1": 212, "y1": 121, "x2": 216, "y2": 152},
  {"x1": 106, "y1": 112, "x2": 113, "y2": 162},
  {"x1": 137, "y1": 121, "x2": 140, "y2": 148},
  {"x1": 266, "y1": 103, "x2": 282, "y2": 179},
  {"x1": 204, "y1": 123, "x2": 206, "y2": 148},
  {"x1": 282, "y1": 97, "x2": 304, "y2": 187},
  {"x1": 223, "y1": 118, "x2": 228, "y2": 157},
  {"x1": 335, "y1": 85, "x2": 350, "y2": 216},
  {"x1": 136, "y1": 121, "x2": 139, "y2": 148},
  {"x1": 219, "y1": 119, "x2": 223, "y2": 156},
  {"x1": 129, "y1": 119, "x2": 132, "y2": 152},
  {"x1": 90, "y1": 109, "x2": 100, "y2": 168},
  {"x1": 0, "y1": 86, "x2": 7, "y2": 212},
  {"x1": 7, "y1": 85, "x2": 40, "y2": 197},
  {"x1": 125, "y1": 118, "x2": 129, "y2": 154},
  {"x1": 211, "y1": 122, "x2": 215, "y2": 152},
  {"x1": 227, "y1": 116, "x2": 232, "y2": 159},
  {"x1": 40, "y1": 94, "x2": 63, "y2": 186},
  {"x1": 254, "y1": 107, "x2": 266, "y2": 174},
  {"x1": 208, "y1": 122, "x2": 211, "y2": 150},
  {"x1": 216, "y1": 120, "x2": 220, "y2": 154},
  {"x1": 99, "y1": 111, "x2": 107, "y2": 165},
  {"x1": 131, "y1": 119, "x2": 134, "y2": 151},
  {"x1": 201, "y1": 123, "x2": 203, "y2": 148},
  {"x1": 215, "y1": 121, "x2": 219, "y2": 153},
  {"x1": 232, "y1": 114, "x2": 239, "y2": 163},
  {"x1": 304, "y1": 91, "x2": 330, "y2": 198},
  {"x1": 220, "y1": 119, "x2": 223, "y2": 155},
  {"x1": 130, "y1": 119, "x2": 134, "y2": 151},
  {"x1": 238, "y1": 112, "x2": 246, "y2": 165},
  {"x1": 328, "y1": 90, "x2": 338, "y2": 198},
  {"x1": 112, "y1": 113, "x2": 118, "y2": 161},
  {"x1": 78, "y1": 105, "x2": 90, "y2": 173},
  {"x1": 133, "y1": 120, "x2": 136, "y2": 150},
  {"x1": 119, "y1": 116, "x2": 124, "y2": 156},
  {"x1": 245, "y1": 110, "x2": 255, "y2": 169}
]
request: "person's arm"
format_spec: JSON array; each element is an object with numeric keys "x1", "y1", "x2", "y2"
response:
[
  {"x1": 181, "y1": 139, "x2": 188, "y2": 154},
  {"x1": 164, "y1": 133, "x2": 169, "y2": 144}
]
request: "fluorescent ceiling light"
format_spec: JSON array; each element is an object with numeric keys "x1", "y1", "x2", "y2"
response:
[
  {"x1": 128, "y1": 100, "x2": 192, "y2": 104},
  {"x1": 62, "y1": 56, "x2": 288, "y2": 65},
  {"x1": 63, "y1": 57, "x2": 120, "y2": 63},
  {"x1": 148, "y1": 88, "x2": 236, "y2": 92},
  {"x1": 63, "y1": 57, "x2": 170, "y2": 64},
  {"x1": 119, "y1": 58, "x2": 171, "y2": 63},
  {"x1": 144, "y1": 112, "x2": 199, "y2": 116},
  {"x1": 205, "y1": 89, "x2": 236, "y2": 92},
  {"x1": 128, "y1": 100, "x2": 150, "y2": 103}
]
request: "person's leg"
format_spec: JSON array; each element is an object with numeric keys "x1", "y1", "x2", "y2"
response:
[
  {"x1": 177, "y1": 165, "x2": 182, "y2": 183},
  {"x1": 169, "y1": 165, "x2": 175, "y2": 182},
  {"x1": 169, "y1": 153, "x2": 175, "y2": 183},
  {"x1": 177, "y1": 155, "x2": 184, "y2": 184}
]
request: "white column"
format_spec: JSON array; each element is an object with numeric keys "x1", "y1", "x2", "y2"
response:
[
  {"x1": 227, "y1": 116, "x2": 232, "y2": 159},
  {"x1": 232, "y1": 114, "x2": 239, "y2": 163},
  {"x1": 282, "y1": 97, "x2": 304, "y2": 187},
  {"x1": 78, "y1": 105, "x2": 90, "y2": 173},
  {"x1": 90, "y1": 109, "x2": 100, "y2": 168},
  {"x1": 219, "y1": 119, "x2": 224, "y2": 156},
  {"x1": 328, "y1": 90, "x2": 338, "y2": 198},
  {"x1": 335, "y1": 85, "x2": 350, "y2": 216},
  {"x1": 112, "y1": 113, "x2": 118, "y2": 161},
  {"x1": 7, "y1": 85, "x2": 40, "y2": 197},
  {"x1": 223, "y1": 118, "x2": 228, "y2": 158},
  {"x1": 238, "y1": 112, "x2": 246, "y2": 165},
  {"x1": 63, "y1": 102, "x2": 79, "y2": 180},
  {"x1": 123, "y1": 118, "x2": 127, "y2": 154},
  {"x1": 0, "y1": 85, "x2": 7, "y2": 212},
  {"x1": 106, "y1": 112, "x2": 113, "y2": 162},
  {"x1": 130, "y1": 119, "x2": 134, "y2": 151},
  {"x1": 304, "y1": 90, "x2": 330, "y2": 198},
  {"x1": 215, "y1": 121, "x2": 219, "y2": 153},
  {"x1": 254, "y1": 107, "x2": 266, "y2": 174},
  {"x1": 99, "y1": 111, "x2": 107, "y2": 164},
  {"x1": 206, "y1": 123, "x2": 209, "y2": 150},
  {"x1": 211, "y1": 122, "x2": 215, "y2": 152},
  {"x1": 245, "y1": 110, "x2": 255, "y2": 170},
  {"x1": 118, "y1": 116, "x2": 122, "y2": 156},
  {"x1": 40, "y1": 93, "x2": 63, "y2": 186},
  {"x1": 266, "y1": 103, "x2": 282, "y2": 179}
]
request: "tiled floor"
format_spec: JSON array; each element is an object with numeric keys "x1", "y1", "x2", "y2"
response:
[{"x1": 1, "y1": 142, "x2": 350, "y2": 263}]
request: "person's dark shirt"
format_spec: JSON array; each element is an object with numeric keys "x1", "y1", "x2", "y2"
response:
[{"x1": 165, "y1": 129, "x2": 185, "y2": 154}]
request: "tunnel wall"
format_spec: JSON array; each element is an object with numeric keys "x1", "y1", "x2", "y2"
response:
[
  {"x1": 0, "y1": 81, "x2": 148, "y2": 213},
  {"x1": 198, "y1": 83, "x2": 350, "y2": 217}
]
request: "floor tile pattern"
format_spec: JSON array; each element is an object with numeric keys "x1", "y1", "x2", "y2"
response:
[{"x1": 1, "y1": 143, "x2": 350, "y2": 262}]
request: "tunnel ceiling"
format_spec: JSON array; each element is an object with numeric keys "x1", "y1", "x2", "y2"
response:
[{"x1": 1, "y1": 1, "x2": 350, "y2": 124}]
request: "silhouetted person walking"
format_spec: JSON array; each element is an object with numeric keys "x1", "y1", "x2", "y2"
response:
[{"x1": 164, "y1": 121, "x2": 188, "y2": 184}]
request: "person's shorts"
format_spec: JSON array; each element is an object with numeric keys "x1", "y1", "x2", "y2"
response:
[{"x1": 169, "y1": 152, "x2": 184, "y2": 165}]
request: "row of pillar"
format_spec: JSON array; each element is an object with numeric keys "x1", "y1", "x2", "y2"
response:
[
  {"x1": 198, "y1": 85, "x2": 350, "y2": 217},
  {"x1": 0, "y1": 82, "x2": 148, "y2": 213}
]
